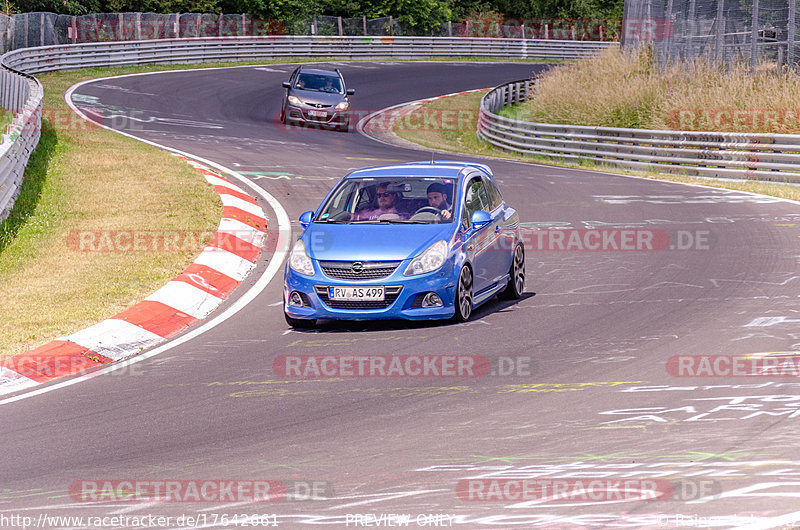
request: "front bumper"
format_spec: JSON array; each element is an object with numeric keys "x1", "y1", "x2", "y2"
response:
[
  {"x1": 284, "y1": 261, "x2": 457, "y2": 321},
  {"x1": 285, "y1": 104, "x2": 349, "y2": 128}
]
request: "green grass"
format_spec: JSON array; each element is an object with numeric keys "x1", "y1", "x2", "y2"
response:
[
  {"x1": 0, "y1": 66, "x2": 227, "y2": 358},
  {"x1": 0, "y1": 108, "x2": 13, "y2": 131}
]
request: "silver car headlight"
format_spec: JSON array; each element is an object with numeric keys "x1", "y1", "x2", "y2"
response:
[
  {"x1": 289, "y1": 239, "x2": 314, "y2": 276},
  {"x1": 335, "y1": 101, "x2": 349, "y2": 111},
  {"x1": 288, "y1": 95, "x2": 302, "y2": 106},
  {"x1": 404, "y1": 240, "x2": 447, "y2": 276}
]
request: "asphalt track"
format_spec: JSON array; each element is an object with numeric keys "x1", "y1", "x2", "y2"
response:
[{"x1": 2, "y1": 61, "x2": 800, "y2": 529}]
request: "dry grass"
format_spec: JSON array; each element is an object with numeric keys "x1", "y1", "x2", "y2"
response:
[
  {"x1": 393, "y1": 90, "x2": 800, "y2": 203},
  {"x1": 0, "y1": 70, "x2": 221, "y2": 359},
  {"x1": 510, "y1": 47, "x2": 800, "y2": 134}
]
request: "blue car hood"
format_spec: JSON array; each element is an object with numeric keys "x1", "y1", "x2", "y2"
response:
[{"x1": 302, "y1": 223, "x2": 453, "y2": 262}]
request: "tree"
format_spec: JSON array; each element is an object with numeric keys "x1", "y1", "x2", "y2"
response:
[{"x1": 365, "y1": 0, "x2": 451, "y2": 33}]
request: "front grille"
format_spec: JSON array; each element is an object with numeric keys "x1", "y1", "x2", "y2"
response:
[
  {"x1": 320, "y1": 260, "x2": 401, "y2": 281},
  {"x1": 315, "y1": 286, "x2": 402, "y2": 309}
]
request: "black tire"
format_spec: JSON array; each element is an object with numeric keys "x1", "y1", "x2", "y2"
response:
[
  {"x1": 498, "y1": 243, "x2": 525, "y2": 300},
  {"x1": 284, "y1": 311, "x2": 316, "y2": 329},
  {"x1": 452, "y1": 265, "x2": 473, "y2": 322},
  {"x1": 279, "y1": 107, "x2": 286, "y2": 124}
]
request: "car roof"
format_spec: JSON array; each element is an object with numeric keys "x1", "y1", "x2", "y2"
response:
[
  {"x1": 297, "y1": 67, "x2": 342, "y2": 77},
  {"x1": 346, "y1": 161, "x2": 492, "y2": 180}
]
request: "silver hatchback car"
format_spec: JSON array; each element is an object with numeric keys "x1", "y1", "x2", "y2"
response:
[{"x1": 280, "y1": 66, "x2": 355, "y2": 131}]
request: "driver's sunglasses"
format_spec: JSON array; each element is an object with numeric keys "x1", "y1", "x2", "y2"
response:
[{"x1": 376, "y1": 192, "x2": 394, "y2": 197}]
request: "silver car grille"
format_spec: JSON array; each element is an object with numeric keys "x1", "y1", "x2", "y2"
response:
[{"x1": 319, "y1": 260, "x2": 401, "y2": 281}]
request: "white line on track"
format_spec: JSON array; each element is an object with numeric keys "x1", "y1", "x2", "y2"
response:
[
  {"x1": 0, "y1": 74, "x2": 292, "y2": 406},
  {"x1": 734, "y1": 510, "x2": 800, "y2": 530}
]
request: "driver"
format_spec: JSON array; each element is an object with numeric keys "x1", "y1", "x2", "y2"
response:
[{"x1": 426, "y1": 182, "x2": 452, "y2": 220}]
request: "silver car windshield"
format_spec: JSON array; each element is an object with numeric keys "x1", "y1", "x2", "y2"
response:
[
  {"x1": 315, "y1": 178, "x2": 457, "y2": 224},
  {"x1": 295, "y1": 73, "x2": 344, "y2": 94}
]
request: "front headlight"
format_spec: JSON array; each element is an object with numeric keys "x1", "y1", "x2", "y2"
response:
[
  {"x1": 289, "y1": 239, "x2": 314, "y2": 276},
  {"x1": 335, "y1": 101, "x2": 349, "y2": 111},
  {"x1": 404, "y1": 240, "x2": 448, "y2": 276},
  {"x1": 288, "y1": 95, "x2": 302, "y2": 106}
]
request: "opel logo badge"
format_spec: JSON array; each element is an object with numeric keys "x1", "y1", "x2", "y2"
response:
[{"x1": 351, "y1": 262, "x2": 364, "y2": 274}]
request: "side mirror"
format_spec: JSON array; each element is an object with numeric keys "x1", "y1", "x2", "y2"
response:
[
  {"x1": 282, "y1": 81, "x2": 291, "y2": 89},
  {"x1": 470, "y1": 210, "x2": 491, "y2": 230},
  {"x1": 299, "y1": 211, "x2": 314, "y2": 229},
  {"x1": 346, "y1": 88, "x2": 355, "y2": 95}
]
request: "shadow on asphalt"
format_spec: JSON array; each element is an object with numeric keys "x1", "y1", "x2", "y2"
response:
[{"x1": 290, "y1": 292, "x2": 536, "y2": 334}]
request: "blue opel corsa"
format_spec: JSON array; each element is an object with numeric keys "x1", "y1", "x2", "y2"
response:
[{"x1": 283, "y1": 161, "x2": 525, "y2": 328}]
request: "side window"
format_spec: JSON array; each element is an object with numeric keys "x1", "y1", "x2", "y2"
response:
[
  {"x1": 465, "y1": 177, "x2": 489, "y2": 216},
  {"x1": 483, "y1": 176, "x2": 503, "y2": 211},
  {"x1": 461, "y1": 202, "x2": 470, "y2": 230}
]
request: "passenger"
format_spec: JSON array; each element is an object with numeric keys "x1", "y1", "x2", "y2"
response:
[
  {"x1": 355, "y1": 183, "x2": 404, "y2": 220},
  {"x1": 426, "y1": 182, "x2": 452, "y2": 220}
]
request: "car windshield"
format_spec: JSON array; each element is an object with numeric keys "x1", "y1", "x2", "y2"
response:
[
  {"x1": 295, "y1": 73, "x2": 344, "y2": 94},
  {"x1": 315, "y1": 177, "x2": 457, "y2": 224}
]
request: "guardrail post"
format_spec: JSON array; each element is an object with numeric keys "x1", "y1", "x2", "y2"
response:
[
  {"x1": 448, "y1": 21, "x2": 452, "y2": 37},
  {"x1": 136, "y1": 13, "x2": 141, "y2": 40},
  {"x1": 7, "y1": 16, "x2": 14, "y2": 52},
  {"x1": 715, "y1": 0, "x2": 725, "y2": 62},
  {"x1": 751, "y1": 0, "x2": 759, "y2": 72},
  {"x1": 40, "y1": 13, "x2": 44, "y2": 47},
  {"x1": 338, "y1": 16, "x2": 343, "y2": 36},
  {"x1": 362, "y1": 16, "x2": 367, "y2": 36},
  {"x1": 790, "y1": 0, "x2": 796, "y2": 67}
]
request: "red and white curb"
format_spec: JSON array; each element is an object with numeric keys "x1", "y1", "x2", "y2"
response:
[{"x1": 0, "y1": 156, "x2": 267, "y2": 396}]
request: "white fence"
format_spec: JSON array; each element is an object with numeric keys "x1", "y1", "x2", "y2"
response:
[{"x1": 478, "y1": 78, "x2": 800, "y2": 183}]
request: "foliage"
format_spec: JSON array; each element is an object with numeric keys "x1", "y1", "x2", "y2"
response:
[{"x1": 12, "y1": 0, "x2": 624, "y2": 25}]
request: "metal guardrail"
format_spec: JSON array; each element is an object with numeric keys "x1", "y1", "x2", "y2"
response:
[
  {"x1": 2, "y1": 36, "x2": 615, "y2": 75},
  {"x1": 478, "y1": 78, "x2": 800, "y2": 183},
  {"x1": 0, "y1": 35, "x2": 614, "y2": 222},
  {"x1": 0, "y1": 66, "x2": 42, "y2": 220}
]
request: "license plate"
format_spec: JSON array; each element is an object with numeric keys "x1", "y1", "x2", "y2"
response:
[
  {"x1": 329, "y1": 286, "x2": 384, "y2": 301},
  {"x1": 308, "y1": 109, "x2": 327, "y2": 118}
]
